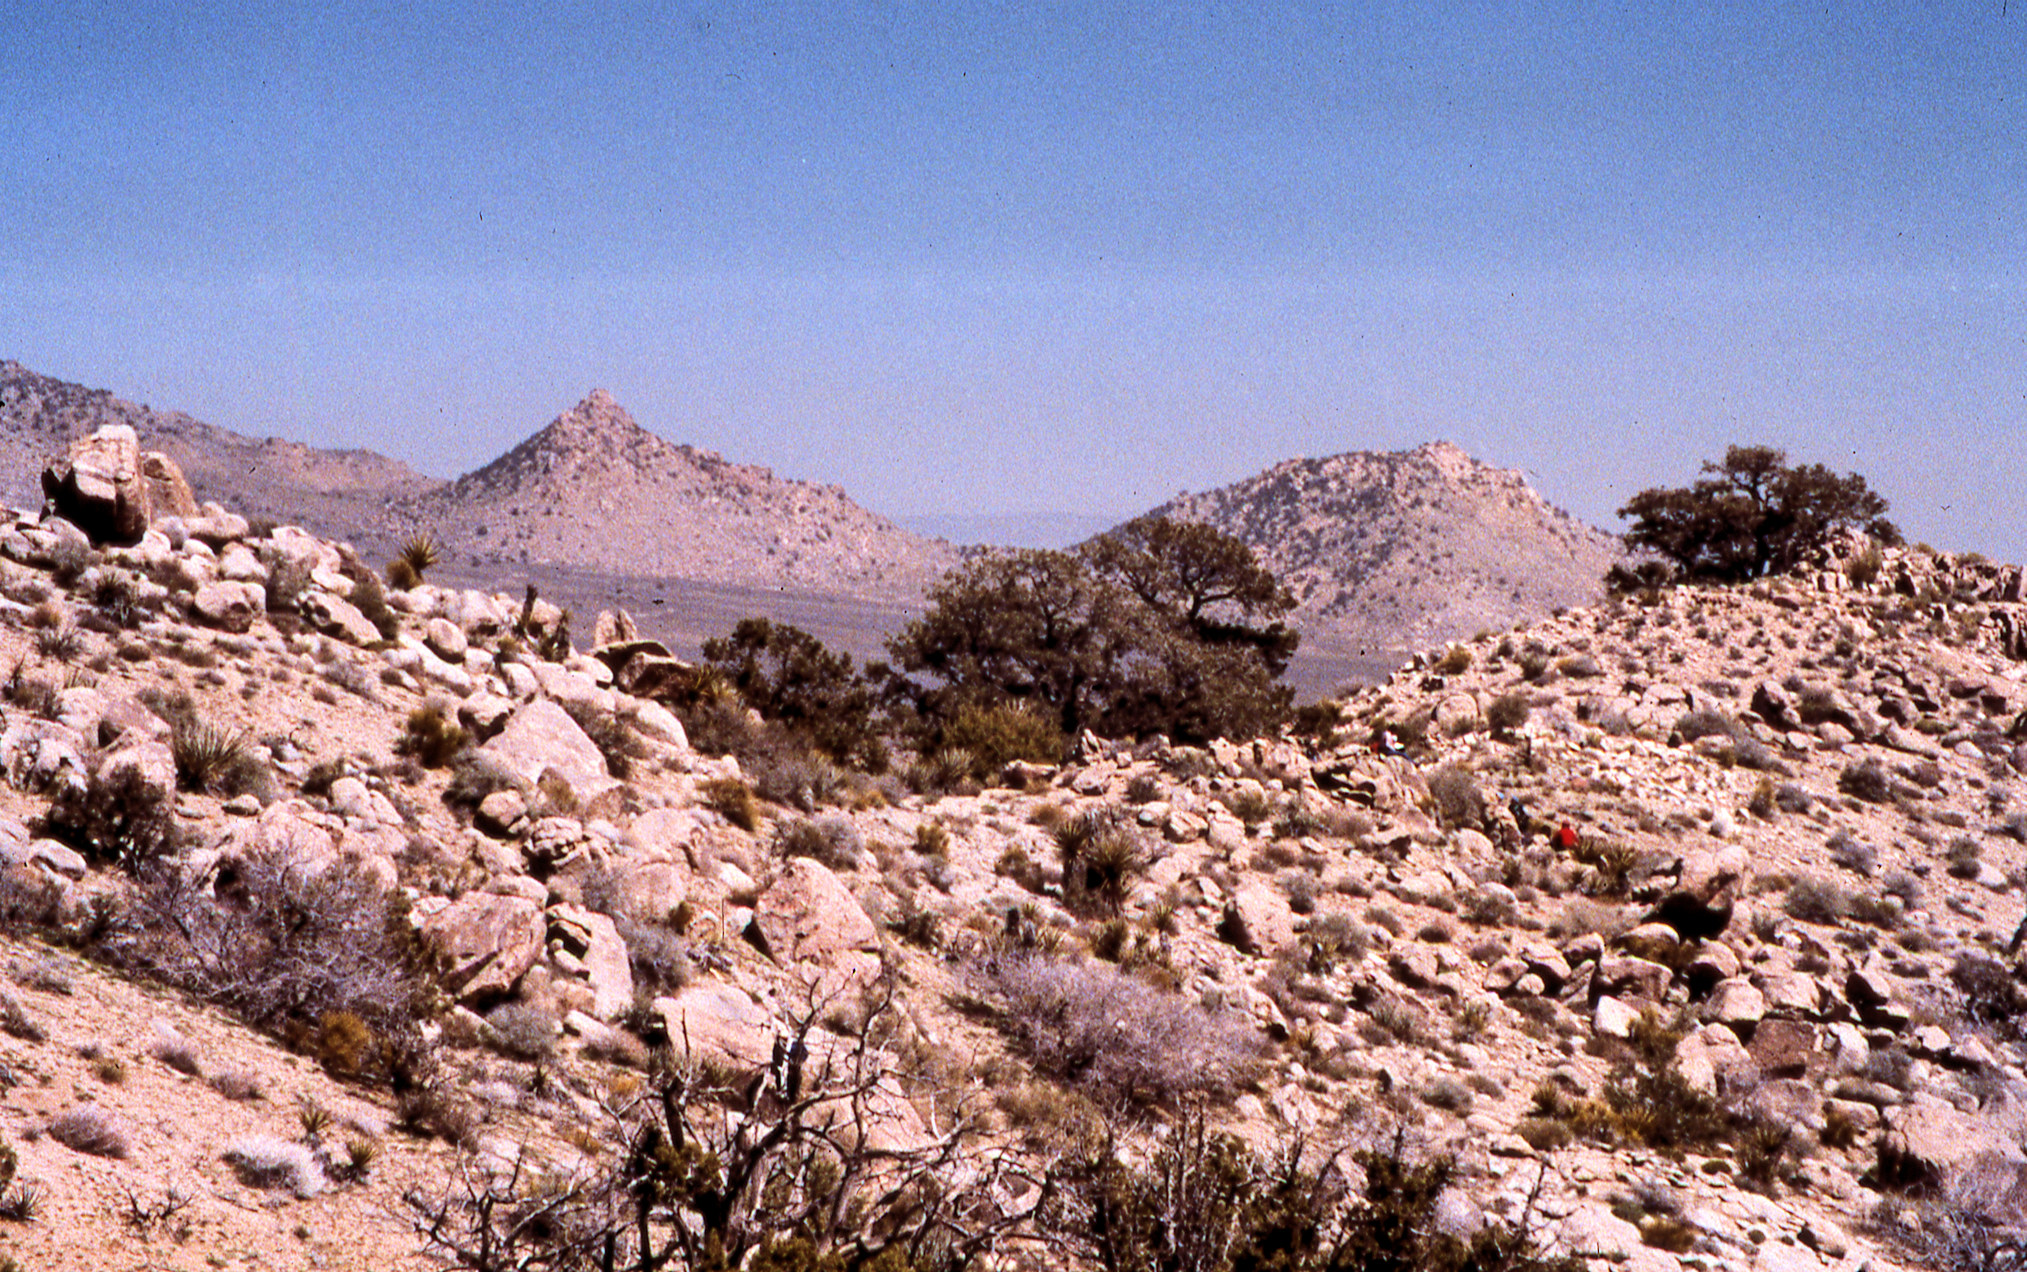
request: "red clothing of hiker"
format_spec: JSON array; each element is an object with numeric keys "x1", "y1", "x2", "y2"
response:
[{"x1": 1552, "y1": 822, "x2": 1578, "y2": 851}]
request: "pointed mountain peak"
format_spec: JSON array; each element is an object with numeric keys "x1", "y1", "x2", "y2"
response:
[{"x1": 542, "y1": 388, "x2": 648, "y2": 441}]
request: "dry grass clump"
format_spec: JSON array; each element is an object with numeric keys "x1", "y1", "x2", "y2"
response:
[
  {"x1": 700, "y1": 777, "x2": 761, "y2": 833},
  {"x1": 224, "y1": 1135, "x2": 326, "y2": 1197},
  {"x1": 45, "y1": 1106, "x2": 128, "y2": 1158}
]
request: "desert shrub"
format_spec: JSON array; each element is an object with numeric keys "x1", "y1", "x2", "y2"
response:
[
  {"x1": 1486, "y1": 691, "x2": 1531, "y2": 734},
  {"x1": 1946, "y1": 835, "x2": 1984, "y2": 880},
  {"x1": 1828, "y1": 831, "x2": 1876, "y2": 876},
  {"x1": 397, "y1": 705, "x2": 471, "y2": 769},
  {"x1": 147, "y1": 1026, "x2": 202, "y2": 1076},
  {"x1": 1221, "y1": 786, "x2": 1275, "y2": 829},
  {"x1": 46, "y1": 1106, "x2": 128, "y2": 1158},
  {"x1": 317, "y1": 1010, "x2": 377, "y2": 1076},
  {"x1": 40, "y1": 756, "x2": 180, "y2": 871},
  {"x1": 1123, "y1": 772, "x2": 1162, "y2": 804},
  {"x1": 560, "y1": 699, "x2": 648, "y2": 779},
  {"x1": 936, "y1": 699, "x2": 1066, "y2": 780},
  {"x1": 1434, "y1": 645, "x2": 1472, "y2": 676},
  {"x1": 437, "y1": 753, "x2": 516, "y2": 819},
  {"x1": 748, "y1": 748, "x2": 847, "y2": 812},
  {"x1": 1784, "y1": 876, "x2": 1849, "y2": 925},
  {"x1": 1426, "y1": 764, "x2": 1485, "y2": 831},
  {"x1": 967, "y1": 948, "x2": 1259, "y2": 1109},
  {"x1": 1839, "y1": 757, "x2": 1898, "y2": 804},
  {"x1": 701, "y1": 777, "x2": 761, "y2": 833},
  {"x1": 1057, "y1": 1122, "x2": 1584, "y2": 1272},
  {"x1": 0, "y1": 992, "x2": 43, "y2": 1042},
  {"x1": 1883, "y1": 871, "x2": 1924, "y2": 909},
  {"x1": 1950, "y1": 953, "x2": 2027, "y2": 1037},
  {"x1": 1303, "y1": 913, "x2": 1368, "y2": 973},
  {"x1": 264, "y1": 556, "x2": 312, "y2": 614},
  {"x1": 914, "y1": 820, "x2": 952, "y2": 859},
  {"x1": 409, "y1": 998, "x2": 1037, "y2": 1272},
  {"x1": 775, "y1": 814, "x2": 864, "y2": 871},
  {"x1": 1774, "y1": 783, "x2": 1812, "y2": 814},
  {"x1": 484, "y1": 1003, "x2": 557, "y2": 1062},
  {"x1": 344, "y1": 569, "x2": 401, "y2": 641},
  {"x1": 100, "y1": 849, "x2": 424, "y2": 1066},
  {"x1": 619, "y1": 923, "x2": 691, "y2": 993},
  {"x1": 1673, "y1": 710, "x2": 1739, "y2": 744}
]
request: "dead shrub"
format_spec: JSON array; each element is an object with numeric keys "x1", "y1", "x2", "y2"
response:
[{"x1": 965, "y1": 948, "x2": 1260, "y2": 1110}]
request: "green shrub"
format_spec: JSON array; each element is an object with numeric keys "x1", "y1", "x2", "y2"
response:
[{"x1": 939, "y1": 699, "x2": 1066, "y2": 781}]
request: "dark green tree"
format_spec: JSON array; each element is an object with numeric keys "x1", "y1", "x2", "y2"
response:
[
  {"x1": 886, "y1": 549, "x2": 1141, "y2": 738},
  {"x1": 1083, "y1": 515, "x2": 1299, "y2": 675},
  {"x1": 888, "y1": 520, "x2": 1296, "y2": 745},
  {"x1": 700, "y1": 618, "x2": 877, "y2": 765},
  {"x1": 1616, "y1": 444, "x2": 1898, "y2": 585}
]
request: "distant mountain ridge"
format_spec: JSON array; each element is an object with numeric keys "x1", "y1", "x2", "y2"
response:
[
  {"x1": 1134, "y1": 441, "x2": 1624, "y2": 659},
  {"x1": 390, "y1": 389, "x2": 957, "y2": 599},
  {"x1": 3, "y1": 362, "x2": 1622, "y2": 681},
  {"x1": 0, "y1": 360, "x2": 440, "y2": 536}
]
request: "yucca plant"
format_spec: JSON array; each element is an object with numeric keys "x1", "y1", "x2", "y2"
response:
[
  {"x1": 387, "y1": 532, "x2": 442, "y2": 588},
  {"x1": 171, "y1": 722, "x2": 253, "y2": 794}
]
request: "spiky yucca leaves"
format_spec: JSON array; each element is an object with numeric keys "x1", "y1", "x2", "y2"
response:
[
  {"x1": 387, "y1": 533, "x2": 442, "y2": 589},
  {"x1": 171, "y1": 722, "x2": 254, "y2": 794}
]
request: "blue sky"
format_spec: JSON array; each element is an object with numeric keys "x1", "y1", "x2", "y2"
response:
[{"x1": 3, "y1": 2, "x2": 2022, "y2": 553}]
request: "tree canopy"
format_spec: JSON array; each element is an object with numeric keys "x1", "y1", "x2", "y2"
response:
[
  {"x1": 1616, "y1": 444, "x2": 1899, "y2": 586},
  {"x1": 699, "y1": 617, "x2": 876, "y2": 765},
  {"x1": 887, "y1": 518, "x2": 1298, "y2": 745}
]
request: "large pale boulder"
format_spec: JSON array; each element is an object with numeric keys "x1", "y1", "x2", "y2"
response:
[
  {"x1": 42, "y1": 424, "x2": 149, "y2": 545},
  {"x1": 479, "y1": 700, "x2": 617, "y2": 806},
  {"x1": 750, "y1": 857, "x2": 882, "y2": 995},
  {"x1": 191, "y1": 580, "x2": 265, "y2": 633},
  {"x1": 303, "y1": 590, "x2": 381, "y2": 645},
  {"x1": 415, "y1": 892, "x2": 546, "y2": 1006},
  {"x1": 548, "y1": 902, "x2": 635, "y2": 1021},
  {"x1": 139, "y1": 451, "x2": 199, "y2": 519},
  {"x1": 655, "y1": 982, "x2": 776, "y2": 1072},
  {"x1": 1878, "y1": 1098, "x2": 2026, "y2": 1191}
]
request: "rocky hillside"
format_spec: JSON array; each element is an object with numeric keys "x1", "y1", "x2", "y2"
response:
[
  {"x1": 391, "y1": 390, "x2": 958, "y2": 600},
  {"x1": 0, "y1": 360, "x2": 443, "y2": 541},
  {"x1": 1136, "y1": 441, "x2": 1625, "y2": 659},
  {"x1": 0, "y1": 425, "x2": 2025, "y2": 1268}
]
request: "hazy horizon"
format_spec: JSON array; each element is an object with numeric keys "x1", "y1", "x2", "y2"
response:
[{"x1": 4, "y1": 3, "x2": 2021, "y2": 557}]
